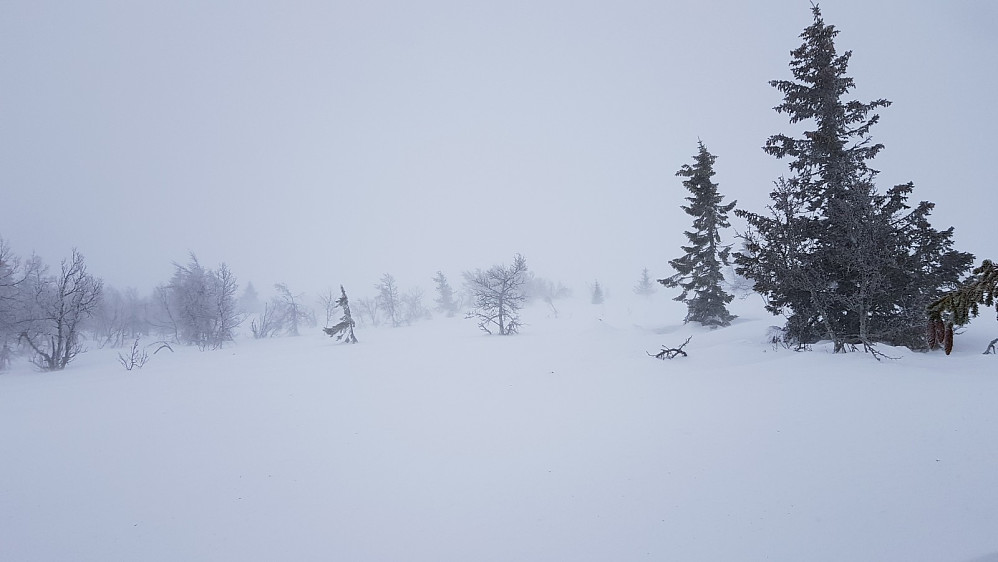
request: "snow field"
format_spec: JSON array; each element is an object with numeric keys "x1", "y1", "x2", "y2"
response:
[{"x1": 1, "y1": 295, "x2": 996, "y2": 561}]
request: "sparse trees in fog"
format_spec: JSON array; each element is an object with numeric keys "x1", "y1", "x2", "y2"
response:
[
  {"x1": 0, "y1": 239, "x2": 41, "y2": 369},
  {"x1": 402, "y1": 287, "x2": 429, "y2": 324},
  {"x1": 433, "y1": 271, "x2": 459, "y2": 317},
  {"x1": 250, "y1": 301, "x2": 285, "y2": 339},
  {"x1": 376, "y1": 273, "x2": 403, "y2": 327},
  {"x1": 590, "y1": 280, "x2": 605, "y2": 305},
  {"x1": 323, "y1": 285, "x2": 358, "y2": 343},
  {"x1": 319, "y1": 287, "x2": 339, "y2": 328},
  {"x1": 660, "y1": 141, "x2": 737, "y2": 327},
  {"x1": 154, "y1": 254, "x2": 241, "y2": 350},
  {"x1": 91, "y1": 286, "x2": 148, "y2": 348},
  {"x1": 274, "y1": 282, "x2": 315, "y2": 336},
  {"x1": 238, "y1": 282, "x2": 262, "y2": 315},
  {"x1": 19, "y1": 249, "x2": 104, "y2": 371},
  {"x1": 522, "y1": 275, "x2": 570, "y2": 303},
  {"x1": 634, "y1": 268, "x2": 657, "y2": 296},
  {"x1": 355, "y1": 297, "x2": 381, "y2": 327},
  {"x1": 465, "y1": 253, "x2": 529, "y2": 335}
]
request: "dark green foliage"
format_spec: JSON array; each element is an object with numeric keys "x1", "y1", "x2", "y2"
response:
[
  {"x1": 660, "y1": 142, "x2": 736, "y2": 327},
  {"x1": 323, "y1": 285, "x2": 358, "y2": 343},
  {"x1": 929, "y1": 260, "x2": 998, "y2": 326},
  {"x1": 735, "y1": 5, "x2": 973, "y2": 351}
]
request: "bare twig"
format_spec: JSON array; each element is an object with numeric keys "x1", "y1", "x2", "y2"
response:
[{"x1": 648, "y1": 336, "x2": 692, "y2": 360}]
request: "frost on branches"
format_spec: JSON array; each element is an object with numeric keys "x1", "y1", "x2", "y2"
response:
[
  {"x1": 323, "y1": 285, "x2": 358, "y2": 344},
  {"x1": 465, "y1": 254, "x2": 528, "y2": 335}
]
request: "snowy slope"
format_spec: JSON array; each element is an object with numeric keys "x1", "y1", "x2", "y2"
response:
[{"x1": 1, "y1": 295, "x2": 996, "y2": 561}]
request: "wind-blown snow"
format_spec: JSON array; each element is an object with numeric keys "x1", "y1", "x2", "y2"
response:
[{"x1": 2, "y1": 295, "x2": 996, "y2": 561}]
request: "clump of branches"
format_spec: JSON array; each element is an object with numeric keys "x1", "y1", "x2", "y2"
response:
[
  {"x1": 928, "y1": 259, "x2": 997, "y2": 355},
  {"x1": 117, "y1": 338, "x2": 150, "y2": 371},
  {"x1": 117, "y1": 338, "x2": 172, "y2": 371},
  {"x1": 648, "y1": 336, "x2": 692, "y2": 360}
]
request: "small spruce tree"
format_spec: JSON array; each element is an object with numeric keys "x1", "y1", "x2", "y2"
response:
[
  {"x1": 591, "y1": 280, "x2": 605, "y2": 305},
  {"x1": 633, "y1": 267, "x2": 657, "y2": 296},
  {"x1": 432, "y1": 271, "x2": 459, "y2": 317},
  {"x1": 659, "y1": 141, "x2": 737, "y2": 327},
  {"x1": 323, "y1": 285, "x2": 358, "y2": 343}
]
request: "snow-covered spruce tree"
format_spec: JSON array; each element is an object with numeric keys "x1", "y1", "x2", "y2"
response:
[
  {"x1": 590, "y1": 280, "x2": 605, "y2": 305},
  {"x1": 323, "y1": 285, "x2": 358, "y2": 343},
  {"x1": 734, "y1": 5, "x2": 972, "y2": 352},
  {"x1": 633, "y1": 267, "x2": 657, "y2": 296},
  {"x1": 465, "y1": 253, "x2": 528, "y2": 335},
  {"x1": 659, "y1": 141, "x2": 736, "y2": 327},
  {"x1": 432, "y1": 271, "x2": 459, "y2": 317},
  {"x1": 375, "y1": 273, "x2": 402, "y2": 327}
]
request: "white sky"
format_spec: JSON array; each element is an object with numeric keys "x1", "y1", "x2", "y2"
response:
[{"x1": 2, "y1": 1, "x2": 995, "y2": 300}]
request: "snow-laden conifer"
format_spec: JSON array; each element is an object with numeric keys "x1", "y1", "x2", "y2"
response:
[
  {"x1": 323, "y1": 285, "x2": 358, "y2": 343},
  {"x1": 660, "y1": 141, "x2": 736, "y2": 327},
  {"x1": 735, "y1": 5, "x2": 973, "y2": 351}
]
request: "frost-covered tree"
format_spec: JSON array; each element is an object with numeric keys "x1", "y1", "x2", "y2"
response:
[
  {"x1": 154, "y1": 254, "x2": 241, "y2": 350},
  {"x1": 20, "y1": 249, "x2": 104, "y2": 370},
  {"x1": 0, "y1": 239, "x2": 41, "y2": 369},
  {"x1": 274, "y1": 282, "x2": 314, "y2": 336},
  {"x1": 375, "y1": 273, "x2": 402, "y2": 327},
  {"x1": 433, "y1": 271, "x2": 459, "y2": 317},
  {"x1": 633, "y1": 268, "x2": 657, "y2": 296},
  {"x1": 319, "y1": 287, "x2": 339, "y2": 328},
  {"x1": 238, "y1": 282, "x2": 262, "y2": 315},
  {"x1": 91, "y1": 286, "x2": 148, "y2": 348},
  {"x1": 660, "y1": 141, "x2": 736, "y2": 327},
  {"x1": 355, "y1": 297, "x2": 381, "y2": 328},
  {"x1": 465, "y1": 253, "x2": 529, "y2": 335},
  {"x1": 402, "y1": 287, "x2": 429, "y2": 324},
  {"x1": 250, "y1": 301, "x2": 284, "y2": 339},
  {"x1": 323, "y1": 285, "x2": 358, "y2": 343},
  {"x1": 590, "y1": 280, "x2": 605, "y2": 305},
  {"x1": 735, "y1": 6, "x2": 972, "y2": 351}
]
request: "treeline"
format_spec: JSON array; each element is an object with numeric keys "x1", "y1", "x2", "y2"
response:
[{"x1": 0, "y1": 242, "x2": 590, "y2": 370}]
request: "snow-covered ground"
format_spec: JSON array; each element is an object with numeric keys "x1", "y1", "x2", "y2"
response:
[{"x1": 2, "y1": 295, "x2": 996, "y2": 561}]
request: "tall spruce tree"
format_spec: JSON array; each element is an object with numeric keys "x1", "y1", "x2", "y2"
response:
[
  {"x1": 735, "y1": 5, "x2": 973, "y2": 351},
  {"x1": 659, "y1": 141, "x2": 737, "y2": 327}
]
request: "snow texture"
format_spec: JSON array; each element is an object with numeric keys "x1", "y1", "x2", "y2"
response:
[{"x1": 1, "y1": 295, "x2": 996, "y2": 561}]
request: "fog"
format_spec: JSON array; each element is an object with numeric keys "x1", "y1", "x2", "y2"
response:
[{"x1": 2, "y1": 1, "x2": 994, "y2": 301}]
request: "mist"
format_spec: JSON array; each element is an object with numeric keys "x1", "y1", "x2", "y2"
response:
[{"x1": 2, "y1": 1, "x2": 994, "y2": 302}]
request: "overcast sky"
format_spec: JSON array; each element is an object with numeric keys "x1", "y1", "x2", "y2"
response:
[{"x1": 2, "y1": 1, "x2": 995, "y2": 301}]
